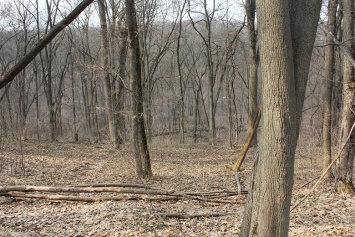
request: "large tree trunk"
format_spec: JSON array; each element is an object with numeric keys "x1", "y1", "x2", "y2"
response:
[
  {"x1": 240, "y1": 1, "x2": 321, "y2": 236},
  {"x1": 322, "y1": 0, "x2": 338, "y2": 179},
  {"x1": 334, "y1": 0, "x2": 355, "y2": 194},
  {"x1": 125, "y1": 0, "x2": 152, "y2": 178}
]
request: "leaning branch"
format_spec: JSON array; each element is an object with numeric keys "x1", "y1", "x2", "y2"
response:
[
  {"x1": 0, "y1": 0, "x2": 94, "y2": 89},
  {"x1": 291, "y1": 122, "x2": 355, "y2": 211},
  {"x1": 226, "y1": 104, "x2": 261, "y2": 171}
]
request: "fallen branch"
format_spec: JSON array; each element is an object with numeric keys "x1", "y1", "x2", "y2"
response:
[
  {"x1": 0, "y1": 185, "x2": 246, "y2": 204},
  {"x1": 0, "y1": 0, "x2": 95, "y2": 89},
  {"x1": 155, "y1": 212, "x2": 230, "y2": 219},
  {"x1": 0, "y1": 185, "x2": 175, "y2": 195},
  {"x1": 70, "y1": 183, "x2": 157, "y2": 189},
  {"x1": 2, "y1": 192, "x2": 181, "y2": 202}
]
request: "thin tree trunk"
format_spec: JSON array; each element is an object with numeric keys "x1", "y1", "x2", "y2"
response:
[
  {"x1": 322, "y1": 0, "x2": 338, "y2": 179},
  {"x1": 177, "y1": 0, "x2": 187, "y2": 144},
  {"x1": 334, "y1": 0, "x2": 355, "y2": 194},
  {"x1": 125, "y1": 0, "x2": 152, "y2": 178},
  {"x1": 245, "y1": 0, "x2": 258, "y2": 147},
  {"x1": 98, "y1": 0, "x2": 117, "y2": 148},
  {"x1": 116, "y1": 19, "x2": 128, "y2": 145}
]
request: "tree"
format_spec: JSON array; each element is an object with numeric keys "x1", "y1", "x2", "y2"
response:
[
  {"x1": 188, "y1": 0, "x2": 219, "y2": 145},
  {"x1": 176, "y1": 0, "x2": 188, "y2": 144},
  {"x1": 98, "y1": 0, "x2": 118, "y2": 148},
  {"x1": 333, "y1": 0, "x2": 355, "y2": 194},
  {"x1": 244, "y1": 0, "x2": 258, "y2": 147},
  {"x1": 125, "y1": 0, "x2": 152, "y2": 177},
  {"x1": 240, "y1": 1, "x2": 322, "y2": 236},
  {"x1": 322, "y1": 0, "x2": 338, "y2": 179}
]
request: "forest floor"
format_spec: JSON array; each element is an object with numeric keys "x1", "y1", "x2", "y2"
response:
[{"x1": 0, "y1": 132, "x2": 355, "y2": 237}]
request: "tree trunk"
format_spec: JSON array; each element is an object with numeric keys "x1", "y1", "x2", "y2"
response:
[
  {"x1": 116, "y1": 19, "x2": 128, "y2": 145},
  {"x1": 245, "y1": 0, "x2": 258, "y2": 147},
  {"x1": 334, "y1": 0, "x2": 355, "y2": 194},
  {"x1": 322, "y1": 0, "x2": 338, "y2": 179},
  {"x1": 125, "y1": 0, "x2": 152, "y2": 178},
  {"x1": 240, "y1": 1, "x2": 321, "y2": 236},
  {"x1": 98, "y1": 0, "x2": 117, "y2": 148},
  {"x1": 177, "y1": 0, "x2": 187, "y2": 144}
]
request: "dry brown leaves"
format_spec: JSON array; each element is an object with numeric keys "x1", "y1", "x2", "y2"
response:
[{"x1": 0, "y1": 135, "x2": 354, "y2": 236}]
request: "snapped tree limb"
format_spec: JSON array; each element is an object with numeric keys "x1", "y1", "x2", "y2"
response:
[{"x1": 0, "y1": 0, "x2": 94, "y2": 89}]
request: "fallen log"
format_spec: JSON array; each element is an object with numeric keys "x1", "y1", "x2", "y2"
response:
[
  {"x1": 3, "y1": 192, "x2": 140, "y2": 202},
  {"x1": 2, "y1": 191, "x2": 243, "y2": 204},
  {"x1": 70, "y1": 183, "x2": 156, "y2": 189},
  {"x1": 0, "y1": 185, "x2": 246, "y2": 204},
  {"x1": 155, "y1": 212, "x2": 231, "y2": 219},
  {"x1": 0, "y1": 185, "x2": 175, "y2": 195}
]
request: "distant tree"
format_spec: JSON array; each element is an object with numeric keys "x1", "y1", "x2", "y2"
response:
[{"x1": 188, "y1": 0, "x2": 219, "y2": 145}]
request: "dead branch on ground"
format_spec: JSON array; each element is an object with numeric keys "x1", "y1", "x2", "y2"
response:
[{"x1": 0, "y1": 184, "x2": 246, "y2": 204}]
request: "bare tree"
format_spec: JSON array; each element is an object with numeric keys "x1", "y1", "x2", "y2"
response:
[
  {"x1": 322, "y1": 0, "x2": 338, "y2": 179},
  {"x1": 125, "y1": 0, "x2": 152, "y2": 177},
  {"x1": 188, "y1": 0, "x2": 218, "y2": 145},
  {"x1": 244, "y1": 0, "x2": 258, "y2": 147},
  {"x1": 98, "y1": 0, "x2": 118, "y2": 148},
  {"x1": 240, "y1": 0, "x2": 321, "y2": 236}
]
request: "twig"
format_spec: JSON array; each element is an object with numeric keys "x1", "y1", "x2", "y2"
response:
[{"x1": 291, "y1": 122, "x2": 355, "y2": 211}]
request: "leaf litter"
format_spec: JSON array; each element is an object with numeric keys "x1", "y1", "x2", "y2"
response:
[{"x1": 0, "y1": 136, "x2": 354, "y2": 236}]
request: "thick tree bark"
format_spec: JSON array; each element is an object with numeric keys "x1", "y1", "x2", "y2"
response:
[
  {"x1": 125, "y1": 0, "x2": 152, "y2": 178},
  {"x1": 240, "y1": 1, "x2": 321, "y2": 236},
  {"x1": 98, "y1": 0, "x2": 117, "y2": 148},
  {"x1": 0, "y1": 0, "x2": 94, "y2": 89},
  {"x1": 334, "y1": 0, "x2": 355, "y2": 194},
  {"x1": 322, "y1": 0, "x2": 338, "y2": 179}
]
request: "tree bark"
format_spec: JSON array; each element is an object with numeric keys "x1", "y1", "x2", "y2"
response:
[
  {"x1": 116, "y1": 18, "x2": 128, "y2": 145},
  {"x1": 240, "y1": 1, "x2": 321, "y2": 236},
  {"x1": 245, "y1": 0, "x2": 258, "y2": 148},
  {"x1": 98, "y1": 0, "x2": 117, "y2": 148},
  {"x1": 0, "y1": 0, "x2": 95, "y2": 89},
  {"x1": 322, "y1": 0, "x2": 338, "y2": 179},
  {"x1": 334, "y1": 0, "x2": 355, "y2": 194},
  {"x1": 125, "y1": 0, "x2": 152, "y2": 178}
]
